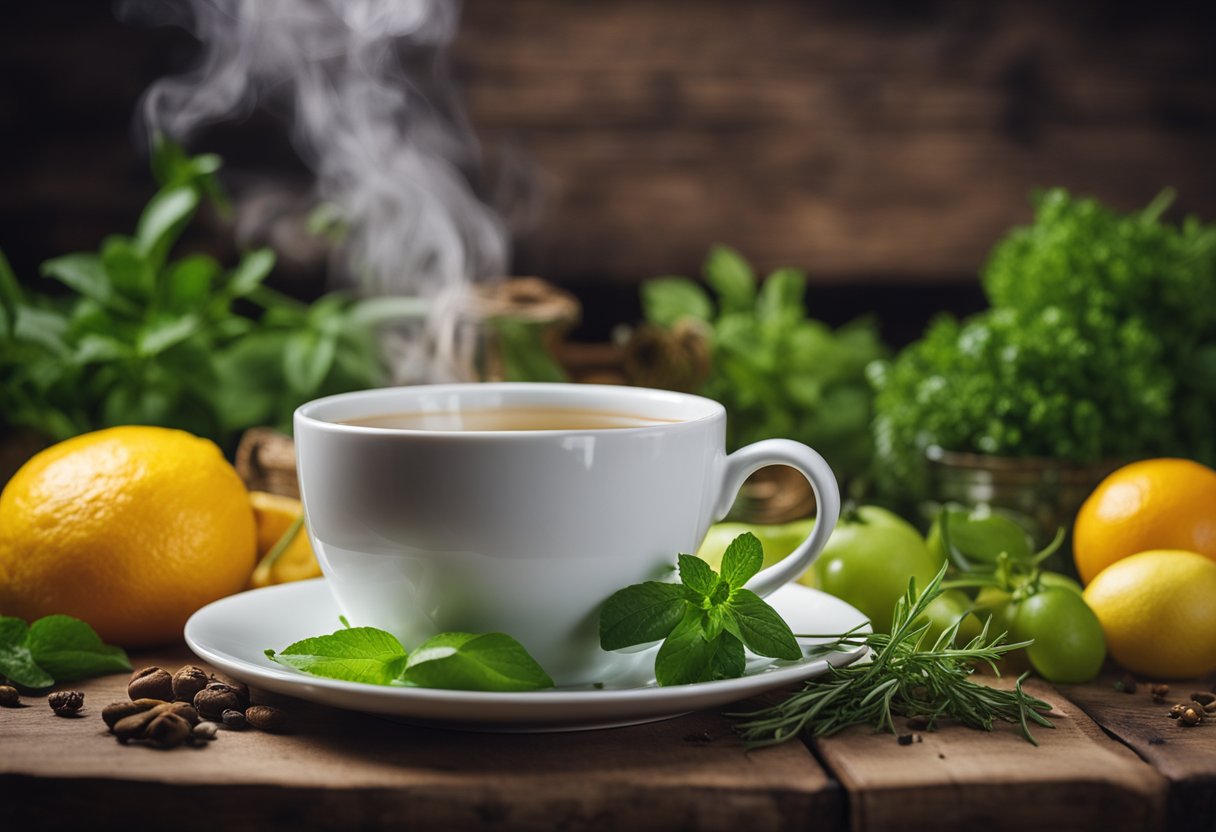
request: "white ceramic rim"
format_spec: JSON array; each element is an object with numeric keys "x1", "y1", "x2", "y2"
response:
[{"x1": 294, "y1": 382, "x2": 726, "y2": 439}]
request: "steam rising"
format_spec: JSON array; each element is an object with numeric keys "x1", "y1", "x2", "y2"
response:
[{"x1": 121, "y1": 0, "x2": 510, "y2": 380}]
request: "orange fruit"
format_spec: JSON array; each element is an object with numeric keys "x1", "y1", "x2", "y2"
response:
[
  {"x1": 248, "y1": 491, "x2": 322, "y2": 588},
  {"x1": 0, "y1": 426, "x2": 256, "y2": 647},
  {"x1": 1073, "y1": 458, "x2": 1216, "y2": 584},
  {"x1": 1083, "y1": 550, "x2": 1216, "y2": 678}
]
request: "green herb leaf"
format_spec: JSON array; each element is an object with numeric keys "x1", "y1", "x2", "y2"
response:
[
  {"x1": 677, "y1": 553, "x2": 719, "y2": 598},
  {"x1": 757, "y1": 268, "x2": 806, "y2": 324},
  {"x1": 703, "y1": 245, "x2": 756, "y2": 314},
  {"x1": 725, "y1": 589, "x2": 801, "y2": 660},
  {"x1": 225, "y1": 248, "x2": 276, "y2": 298},
  {"x1": 25, "y1": 615, "x2": 131, "y2": 681},
  {"x1": 719, "y1": 532, "x2": 764, "y2": 588},
  {"x1": 400, "y1": 632, "x2": 554, "y2": 691},
  {"x1": 654, "y1": 607, "x2": 745, "y2": 686},
  {"x1": 641, "y1": 277, "x2": 713, "y2": 327},
  {"x1": 599, "y1": 581, "x2": 688, "y2": 650},
  {"x1": 0, "y1": 617, "x2": 55, "y2": 689},
  {"x1": 0, "y1": 249, "x2": 23, "y2": 332},
  {"x1": 135, "y1": 184, "x2": 199, "y2": 266},
  {"x1": 266, "y1": 627, "x2": 408, "y2": 685},
  {"x1": 40, "y1": 254, "x2": 137, "y2": 315}
]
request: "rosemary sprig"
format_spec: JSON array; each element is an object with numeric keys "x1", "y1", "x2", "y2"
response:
[{"x1": 731, "y1": 563, "x2": 1055, "y2": 747}]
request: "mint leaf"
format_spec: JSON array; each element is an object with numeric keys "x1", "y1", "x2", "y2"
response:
[
  {"x1": 26, "y1": 615, "x2": 131, "y2": 681},
  {"x1": 655, "y1": 607, "x2": 745, "y2": 686},
  {"x1": 677, "y1": 554, "x2": 719, "y2": 598},
  {"x1": 727, "y1": 589, "x2": 801, "y2": 660},
  {"x1": 0, "y1": 617, "x2": 54, "y2": 689},
  {"x1": 400, "y1": 632, "x2": 553, "y2": 692},
  {"x1": 641, "y1": 277, "x2": 714, "y2": 327},
  {"x1": 266, "y1": 627, "x2": 408, "y2": 685},
  {"x1": 599, "y1": 581, "x2": 688, "y2": 650},
  {"x1": 703, "y1": 245, "x2": 756, "y2": 314},
  {"x1": 719, "y1": 532, "x2": 764, "y2": 588}
]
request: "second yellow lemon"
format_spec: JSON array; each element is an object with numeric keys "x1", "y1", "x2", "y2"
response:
[
  {"x1": 248, "y1": 491, "x2": 322, "y2": 588},
  {"x1": 1083, "y1": 550, "x2": 1216, "y2": 679}
]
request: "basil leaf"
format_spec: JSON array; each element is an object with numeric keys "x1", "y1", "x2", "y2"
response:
[
  {"x1": 135, "y1": 184, "x2": 199, "y2": 266},
  {"x1": 703, "y1": 245, "x2": 755, "y2": 314},
  {"x1": 677, "y1": 554, "x2": 718, "y2": 598},
  {"x1": 102, "y1": 235, "x2": 155, "y2": 300},
  {"x1": 41, "y1": 254, "x2": 137, "y2": 315},
  {"x1": 399, "y1": 632, "x2": 553, "y2": 692},
  {"x1": 0, "y1": 617, "x2": 55, "y2": 689},
  {"x1": 641, "y1": 277, "x2": 713, "y2": 327},
  {"x1": 162, "y1": 254, "x2": 218, "y2": 313},
  {"x1": 26, "y1": 615, "x2": 131, "y2": 681},
  {"x1": 654, "y1": 607, "x2": 745, "y2": 686},
  {"x1": 266, "y1": 627, "x2": 408, "y2": 685},
  {"x1": 757, "y1": 268, "x2": 807, "y2": 324},
  {"x1": 225, "y1": 248, "x2": 276, "y2": 298},
  {"x1": 719, "y1": 532, "x2": 764, "y2": 588},
  {"x1": 727, "y1": 589, "x2": 801, "y2": 660},
  {"x1": 138, "y1": 315, "x2": 202, "y2": 357},
  {"x1": 599, "y1": 581, "x2": 688, "y2": 650}
]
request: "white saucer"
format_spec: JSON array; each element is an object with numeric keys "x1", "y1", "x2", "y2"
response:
[{"x1": 185, "y1": 578, "x2": 868, "y2": 732}]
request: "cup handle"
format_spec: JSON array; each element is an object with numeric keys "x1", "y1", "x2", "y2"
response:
[{"x1": 713, "y1": 438, "x2": 840, "y2": 598}]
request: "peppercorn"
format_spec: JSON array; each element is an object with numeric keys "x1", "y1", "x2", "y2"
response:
[
  {"x1": 128, "y1": 667, "x2": 174, "y2": 702},
  {"x1": 145, "y1": 712, "x2": 192, "y2": 749},
  {"x1": 171, "y1": 666, "x2": 209, "y2": 702},
  {"x1": 48, "y1": 690, "x2": 84, "y2": 716},
  {"x1": 194, "y1": 683, "x2": 241, "y2": 720},
  {"x1": 245, "y1": 704, "x2": 288, "y2": 733},
  {"x1": 0, "y1": 685, "x2": 20, "y2": 707},
  {"x1": 221, "y1": 709, "x2": 247, "y2": 729}
]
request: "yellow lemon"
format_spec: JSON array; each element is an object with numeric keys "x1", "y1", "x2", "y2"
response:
[
  {"x1": 0, "y1": 426, "x2": 256, "y2": 647},
  {"x1": 1083, "y1": 549, "x2": 1216, "y2": 679},
  {"x1": 248, "y1": 491, "x2": 322, "y2": 588}
]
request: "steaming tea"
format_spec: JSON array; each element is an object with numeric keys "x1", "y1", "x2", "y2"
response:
[{"x1": 341, "y1": 407, "x2": 682, "y2": 431}]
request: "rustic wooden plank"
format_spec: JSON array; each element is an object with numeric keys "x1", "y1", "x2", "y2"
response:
[
  {"x1": 0, "y1": 647, "x2": 843, "y2": 832},
  {"x1": 1064, "y1": 675, "x2": 1216, "y2": 832},
  {"x1": 812, "y1": 678, "x2": 1167, "y2": 832}
]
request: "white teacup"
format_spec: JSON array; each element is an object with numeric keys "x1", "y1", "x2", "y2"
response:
[{"x1": 294, "y1": 383, "x2": 840, "y2": 687}]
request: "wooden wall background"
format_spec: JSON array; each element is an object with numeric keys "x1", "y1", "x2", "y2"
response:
[{"x1": 1, "y1": 0, "x2": 1214, "y2": 337}]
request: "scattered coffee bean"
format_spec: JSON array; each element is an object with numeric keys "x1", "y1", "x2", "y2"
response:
[
  {"x1": 171, "y1": 666, "x2": 209, "y2": 702},
  {"x1": 192, "y1": 721, "x2": 219, "y2": 742},
  {"x1": 897, "y1": 733, "x2": 914, "y2": 746},
  {"x1": 1150, "y1": 683, "x2": 1170, "y2": 702},
  {"x1": 194, "y1": 684, "x2": 241, "y2": 720},
  {"x1": 128, "y1": 667, "x2": 174, "y2": 702},
  {"x1": 48, "y1": 690, "x2": 84, "y2": 716},
  {"x1": 1168, "y1": 704, "x2": 1186, "y2": 719},
  {"x1": 1181, "y1": 707, "x2": 1203, "y2": 727},
  {"x1": 102, "y1": 698, "x2": 165, "y2": 728},
  {"x1": 112, "y1": 701, "x2": 198, "y2": 743},
  {"x1": 245, "y1": 704, "x2": 288, "y2": 733},
  {"x1": 0, "y1": 685, "x2": 20, "y2": 707},
  {"x1": 211, "y1": 674, "x2": 250, "y2": 709},
  {"x1": 1190, "y1": 692, "x2": 1215, "y2": 707},
  {"x1": 221, "y1": 709, "x2": 247, "y2": 729},
  {"x1": 145, "y1": 712, "x2": 192, "y2": 749}
]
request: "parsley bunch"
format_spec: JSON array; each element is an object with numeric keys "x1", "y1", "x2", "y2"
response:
[{"x1": 599, "y1": 533, "x2": 800, "y2": 686}]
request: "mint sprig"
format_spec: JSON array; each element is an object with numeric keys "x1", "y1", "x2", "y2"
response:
[
  {"x1": 599, "y1": 533, "x2": 801, "y2": 686},
  {"x1": 266, "y1": 626, "x2": 554, "y2": 692},
  {"x1": 0, "y1": 614, "x2": 131, "y2": 689}
]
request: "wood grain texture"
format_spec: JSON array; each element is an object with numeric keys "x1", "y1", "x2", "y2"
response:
[
  {"x1": 455, "y1": 0, "x2": 1216, "y2": 284},
  {"x1": 1064, "y1": 675, "x2": 1216, "y2": 832},
  {"x1": 0, "y1": 647, "x2": 842, "y2": 832},
  {"x1": 812, "y1": 677, "x2": 1168, "y2": 832}
]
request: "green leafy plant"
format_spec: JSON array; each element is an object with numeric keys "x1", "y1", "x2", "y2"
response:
[
  {"x1": 0, "y1": 139, "x2": 410, "y2": 450},
  {"x1": 265, "y1": 619, "x2": 553, "y2": 692},
  {"x1": 872, "y1": 188, "x2": 1216, "y2": 498},
  {"x1": 641, "y1": 246, "x2": 887, "y2": 482},
  {"x1": 599, "y1": 533, "x2": 800, "y2": 686},
  {"x1": 0, "y1": 614, "x2": 132, "y2": 689},
  {"x1": 732, "y1": 564, "x2": 1055, "y2": 746}
]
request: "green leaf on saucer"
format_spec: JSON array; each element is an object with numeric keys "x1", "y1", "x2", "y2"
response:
[
  {"x1": 399, "y1": 632, "x2": 553, "y2": 692},
  {"x1": 266, "y1": 627, "x2": 408, "y2": 685}
]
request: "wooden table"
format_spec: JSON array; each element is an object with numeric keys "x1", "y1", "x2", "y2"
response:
[{"x1": 3, "y1": 646, "x2": 1213, "y2": 832}]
